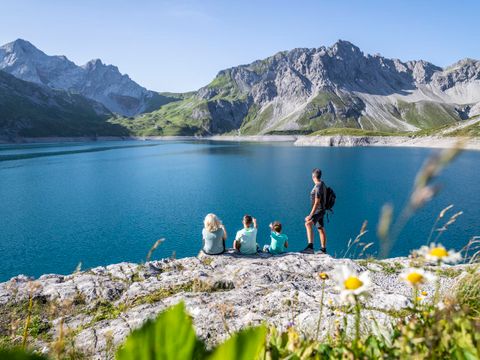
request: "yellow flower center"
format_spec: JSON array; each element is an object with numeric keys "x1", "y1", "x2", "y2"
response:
[
  {"x1": 429, "y1": 247, "x2": 448, "y2": 258},
  {"x1": 344, "y1": 276, "x2": 363, "y2": 290},
  {"x1": 319, "y1": 272, "x2": 329, "y2": 280},
  {"x1": 406, "y1": 272, "x2": 424, "y2": 284}
]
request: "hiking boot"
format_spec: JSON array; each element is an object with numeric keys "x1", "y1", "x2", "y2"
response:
[
  {"x1": 319, "y1": 247, "x2": 327, "y2": 254},
  {"x1": 301, "y1": 245, "x2": 314, "y2": 254}
]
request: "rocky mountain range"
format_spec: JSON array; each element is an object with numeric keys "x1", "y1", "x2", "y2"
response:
[
  {"x1": 0, "y1": 39, "x2": 175, "y2": 116},
  {"x1": 125, "y1": 40, "x2": 480, "y2": 136},
  {"x1": 1, "y1": 39, "x2": 479, "y2": 138},
  {"x1": 0, "y1": 70, "x2": 129, "y2": 139}
]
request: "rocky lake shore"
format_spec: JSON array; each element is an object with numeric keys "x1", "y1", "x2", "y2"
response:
[
  {"x1": 0, "y1": 251, "x2": 473, "y2": 359},
  {"x1": 2, "y1": 134, "x2": 480, "y2": 150}
]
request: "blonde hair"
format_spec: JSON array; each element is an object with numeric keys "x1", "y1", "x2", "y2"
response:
[{"x1": 204, "y1": 213, "x2": 222, "y2": 232}]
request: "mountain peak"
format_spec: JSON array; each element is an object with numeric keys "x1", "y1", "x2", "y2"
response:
[
  {"x1": 0, "y1": 39, "x2": 157, "y2": 116},
  {"x1": 1, "y1": 38, "x2": 41, "y2": 54},
  {"x1": 330, "y1": 39, "x2": 362, "y2": 56},
  {"x1": 83, "y1": 58, "x2": 104, "y2": 70}
]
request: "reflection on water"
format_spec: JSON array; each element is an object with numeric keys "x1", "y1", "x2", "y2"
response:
[{"x1": 0, "y1": 142, "x2": 163, "y2": 162}]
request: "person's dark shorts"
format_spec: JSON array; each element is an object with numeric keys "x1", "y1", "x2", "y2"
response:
[{"x1": 311, "y1": 211, "x2": 325, "y2": 229}]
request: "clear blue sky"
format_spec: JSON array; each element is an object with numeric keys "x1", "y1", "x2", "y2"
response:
[{"x1": 1, "y1": 0, "x2": 479, "y2": 92}]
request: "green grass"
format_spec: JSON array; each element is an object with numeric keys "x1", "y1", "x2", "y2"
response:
[
  {"x1": 295, "y1": 93, "x2": 369, "y2": 132},
  {"x1": 310, "y1": 128, "x2": 404, "y2": 137},
  {"x1": 433, "y1": 267, "x2": 464, "y2": 278},
  {"x1": 206, "y1": 71, "x2": 248, "y2": 102},
  {"x1": 0, "y1": 71, "x2": 128, "y2": 138},
  {"x1": 239, "y1": 104, "x2": 274, "y2": 135},
  {"x1": 456, "y1": 269, "x2": 480, "y2": 318},
  {"x1": 446, "y1": 117, "x2": 480, "y2": 137},
  {"x1": 110, "y1": 97, "x2": 209, "y2": 136},
  {"x1": 396, "y1": 100, "x2": 460, "y2": 129},
  {"x1": 208, "y1": 72, "x2": 233, "y2": 89}
]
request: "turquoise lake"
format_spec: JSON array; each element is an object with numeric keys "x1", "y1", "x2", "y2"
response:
[{"x1": 0, "y1": 141, "x2": 478, "y2": 281}]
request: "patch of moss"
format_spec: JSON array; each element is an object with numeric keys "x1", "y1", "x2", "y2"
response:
[
  {"x1": 357, "y1": 259, "x2": 404, "y2": 274},
  {"x1": 200, "y1": 257, "x2": 214, "y2": 266},
  {"x1": 132, "y1": 279, "x2": 233, "y2": 306},
  {"x1": 83, "y1": 301, "x2": 129, "y2": 324},
  {"x1": 366, "y1": 307, "x2": 412, "y2": 319},
  {"x1": 72, "y1": 292, "x2": 87, "y2": 306}
]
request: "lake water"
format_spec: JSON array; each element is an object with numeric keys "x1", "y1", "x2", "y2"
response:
[{"x1": 0, "y1": 141, "x2": 478, "y2": 281}]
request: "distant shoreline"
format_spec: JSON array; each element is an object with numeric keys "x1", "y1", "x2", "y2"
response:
[{"x1": 1, "y1": 134, "x2": 479, "y2": 150}]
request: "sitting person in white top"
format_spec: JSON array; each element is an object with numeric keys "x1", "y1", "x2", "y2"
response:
[{"x1": 233, "y1": 214, "x2": 258, "y2": 255}]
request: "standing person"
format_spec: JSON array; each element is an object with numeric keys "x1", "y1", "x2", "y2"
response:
[
  {"x1": 303, "y1": 168, "x2": 327, "y2": 254},
  {"x1": 201, "y1": 213, "x2": 227, "y2": 255},
  {"x1": 233, "y1": 215, "x2": 258, "y2": 255}
]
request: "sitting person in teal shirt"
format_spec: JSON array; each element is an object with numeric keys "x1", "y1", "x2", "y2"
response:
[{"x1": 263, "y1": 221, "x2": 289, "y2": 254}]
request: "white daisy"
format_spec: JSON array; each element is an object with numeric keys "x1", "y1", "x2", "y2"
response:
[
  {"x1": 399, "y1": 268, "x2": 435, "y2": 288},
  {"x1": 418, "y1": 243, "x2": 462, "y2": 264},
  {"x1": 333, "y1": 265, "x2": 371, "y2": 303}
]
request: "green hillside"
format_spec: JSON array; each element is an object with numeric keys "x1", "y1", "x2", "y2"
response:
[{"x1": 0, "y1": 71, "x2": 128, "y2": 138}]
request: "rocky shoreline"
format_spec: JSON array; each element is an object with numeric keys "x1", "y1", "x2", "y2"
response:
[
  {"x1": 294, "y1": 135, "x2": 480, "y2": 150},
  {"x1": 1, "y1": 134, "x2": 479, "y2": 150},
  {"x1": 0, "y1": 252, "x2": 471, "y2": 359}
]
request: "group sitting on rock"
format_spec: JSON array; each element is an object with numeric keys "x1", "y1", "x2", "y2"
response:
[
  {"x1": 201, "y1": 213, "x2": 288, "y2": 256},
  {"x1": 201, "y1": 168, "x2": 334, "y2": 256}
]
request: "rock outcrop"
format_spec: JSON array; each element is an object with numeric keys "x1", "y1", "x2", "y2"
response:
[{"x1": 0, "y1": 252, "x2": 469, "y2": 359}]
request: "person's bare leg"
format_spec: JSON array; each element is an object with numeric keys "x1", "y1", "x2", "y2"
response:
[
  {"x1": 317, "y1": 227, "x2": 327, "y2": 249},
  {"x1": 305, "y1": 220, "x2": 314, "y2": 244}
]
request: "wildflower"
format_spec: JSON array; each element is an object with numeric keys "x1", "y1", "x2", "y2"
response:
[
  {"x1": 436, "y1": 301, "x2": 446, "y2": 311},
  {"x1": 333, "y1": 265, "x2": 371, "y2": 303},
  {"x1": 418, "y1": 243, "x2": 462, "y2": 264},
  {"x1": 319, "y1": 272, "x2": 329, "y2": 280},
  {"x1": 400, "y1": 268, "x2": 435, "y2": 288},
  {"x1": 421, "y1": 291, "x2": 428, "y2": 296},
  {"x1": 287, "y1": 326, "x2": 300, "y2": 352}
]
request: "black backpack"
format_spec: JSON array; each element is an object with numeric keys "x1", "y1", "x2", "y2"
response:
[{"x1": 324, "y1": 185, "x2": 336, "y2": 212}]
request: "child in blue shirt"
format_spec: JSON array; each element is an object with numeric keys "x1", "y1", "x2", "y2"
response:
[{"x1": 263, "y1": 221, "x2": 289, "y2": 254}]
